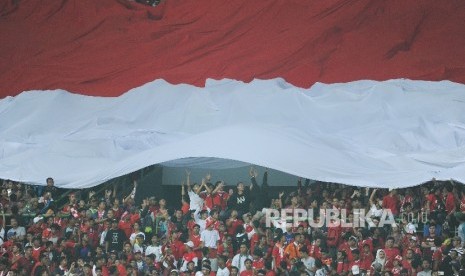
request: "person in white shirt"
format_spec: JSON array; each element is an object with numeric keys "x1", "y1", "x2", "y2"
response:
[
  {"x1": 186, "y1": 171, "x2": 205, "y2": 212},
  {"x1": 201, "y1": 221, "x2": 220, "y2": 271},
  {"x1": 129, "y1": 222, "x2": 145, "y2": 245},
  {"x1": 195, "y1": 265, "x2": 212, "y2": 276},
  {"x1": 6, "y1": 218, "x2": 26, "y2": 242},
  {"x1": 300, "y1": 247, "x2": 316, "y2": 275},
  {"x1": 216, "y1": 256, "x2": 230, "y2": 276},
  {"x1": 145, "y1": 236, "x2": 163, "y2": 263},
  {"x1": 231, "y1": 243, "x2": 253, "y2": 273},
  {"x1": 417, "y1": 259, "x2": 432, "y2": 276},
  {"x1": 201, "y1": 221, "x2": 220, "y2": 249},
  {"x1": 196, "y1": 210, "x2": 209, "y2": 234}
]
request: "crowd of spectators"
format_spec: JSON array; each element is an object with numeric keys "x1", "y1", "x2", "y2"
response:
[{"x1": 1, "y1": 169, "x2": 465, "y2": 276}]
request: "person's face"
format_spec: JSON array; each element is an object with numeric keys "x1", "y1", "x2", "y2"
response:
[
  {"x1": 107, "y1": 210, "x2": 114, "y2": 218},
  {"x1": 42, "y1": 256, "x2": 50, "y2": 265},
  {"x1": 429, "y1": 226, "x2": 435, "y2": 235},
  {"x1": 245, "y1": 260, "x2": 252, "y2": 269},
  {"x1": 187, "y1": 262, "x2": 195, "y2": 270},
  {"x1": 386, "y1": 239, "x2": 393, "y2": 248},
  {"x1": 194, "y1": 225, "x2": 200, "y2": 234},
  {"x1": 379, "y1": 251, "x2": 385, "y2": 258},
  {"x1": 348, "y1": 214, "x2": 354, "y2": 222},
  {"x1": 11, "y1": 218, "x2": 18, "y2": 228},
  {"x1": 134, "y1": 222, "x2": 140, "y2": 231},
  {"x1": 240, "y1": 244, "x2": 248, "y2": 254},
  {"x1": 124, "y1": 243, "x2": 132, "y2": 251},
  {"x1": 237, "y1": 183, "x2": 245, "y2": 192},
  {"x1": 175, "y1": 210, "x2": 182, "y2": 219},
  {"x1": 349, "y1": 239, "x2": 356, "y2": 247},
  {"x1": 231, "y1": 268, "x2": 238, "y2": 276},
  {"x1": 291, "y1": 196, "x2": 298, "y2": 205},
  {"x1": 405, "y1": 250, "x2": 413, "y2": 260},
  {"x1": 99, "y1": 202, "x2": 105, "y2": 209},
  {"x1": 159, "y1": 199, "x2": 166, "y2": 206},
  {"x1": 151, "y1": 236, "x2": 158, "y2": 244},
  {"x1": 25, "y1": 247, "x2": 32, "y2": 256},
  {"x1": 422, "y1": 260, "x2": 430, "y2": 269},
  {"x1": 47, "y1": 178, "x2": 54, "y2": 186}
]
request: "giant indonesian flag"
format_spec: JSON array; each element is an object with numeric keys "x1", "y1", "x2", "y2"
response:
[{"x1": 1, "y1": 0, "x2": 465, "y2": 189}]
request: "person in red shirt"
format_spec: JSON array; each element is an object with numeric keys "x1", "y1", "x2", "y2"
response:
[
  {"x1": 402, "y1": 236, "x2": 422, "y2": 258},
  {"x1": 360, "y1": 243, "x2": 373, "y2": 272},
  {"x1": 169, "y1": 232, "x2": 185, "y2": 261},
  {"x1": 335, "y1": 250, "x2": 349, "y2": 275},
  {"x1": 272, "y1": 234, "x2": 287, "y2": 271},
  {"x1": 425, "y1": 188, "x2": 441, "y2": 212},
  {"x1": 189, "y1": 224, "x2": 202, "y2": 258},
  {"x1": 205, "y1": 209, "x2": 221, "y2": 231},
  {"x1": 217, "y1": 235, "x2": 234, "y2": 259},
  {"x1": 240, "y1": 259, "x2": 254, "y2": 276},
  {"x1": 212, "y1": 182, "x2": 230, "y2": 212},
  {"x1": 459, "y1": 189, "x2": 465, "y2": 213},
  {"x1": 344, "y1": 236, "x2": 360, "y2": 263},
  {"x1": 389, "y1": 255, "x2": 403, "y2": 276},
  {"x1": 443, "y1": 184, "x2": 456, "y2": 215},
  {"x1": 180, "y1": 241, "x2": 198, "y2": 272},
  {"x1": 383, "y1": 237, "x2": 400, "y2": 266},
  {"x1": 307, "y1": 237, "x2": 322, "y2": 260},
  {"x1": 348, "y1": 249, "x2": 362, "y2": 276},
  {"x1": 31, "y1": 252, "x2": 53, "y2": 276},
  {"x1": 252, "y1": 248, "x2": 265, "y2": 271},
  {"x1": 401, "y1": 249, "x2": 416, "y2": 275},
  {"x1": 431, "y1": 237, "x2": 444, "y2": 271},
  {"x1": 226, "y1": 210, "x2": 243, "y2": 236},
  {"x1": 382, "y1": 189, "x2": 400, "y2": 216},
  {"x1": 326, "y1": 220, "x2": 341, "y2": 250}
]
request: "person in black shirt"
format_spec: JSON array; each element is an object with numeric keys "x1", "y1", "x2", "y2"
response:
[
  {"x1": 228, "y1": 182, "x2": 251, "y2": 217},
  {"x1": 105, "y1": 219, "x2": 127, "y2": 253}
]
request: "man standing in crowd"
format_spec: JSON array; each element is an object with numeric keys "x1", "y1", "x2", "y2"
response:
[{"x1": 105, "y1": 218, "x2": 127, "y2": 253}]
